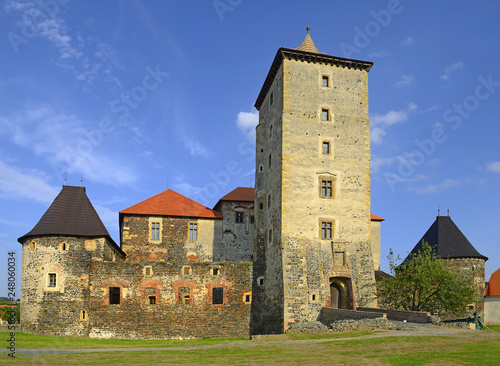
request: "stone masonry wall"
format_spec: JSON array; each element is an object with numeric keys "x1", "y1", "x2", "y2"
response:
[{"x1": 89, "y1": 260, "x2": 252, "y2": 339}]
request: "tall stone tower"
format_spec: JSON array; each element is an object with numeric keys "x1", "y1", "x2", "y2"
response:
[{"x1": 251, "y1": 29, "x2": 376, "y2": 334}]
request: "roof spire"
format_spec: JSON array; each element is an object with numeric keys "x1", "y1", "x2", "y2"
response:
[
  {"x1": 64, "y1": 173, "x2": 67, "y2": 186},
  {"x1": 296, "y1": 26, "x2": 322, "y2": 54},
  {"x1": 438, "y1": 205, "x2": 440, "y2": 216},
  {"x1": 81, "y1": 175, "x2": 83, "y2": 187}
]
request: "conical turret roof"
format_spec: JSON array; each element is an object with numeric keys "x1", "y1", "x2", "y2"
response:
[
  {"x1": 405, "y1": 216, "x2": 488, "y2": 261},
  {"x1": 18, "y1": 185, "x2": 112, "y2": 243},
  {"x1": 296, "y1": 26, "x2": 322, "y2": 54}
]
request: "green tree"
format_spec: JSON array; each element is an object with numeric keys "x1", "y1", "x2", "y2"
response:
[
  {"x1": 1, "y1": 306, "x2": 20, "y2": 323},
  {"x1": 377, "y1": 242, "x2": 478, "y2": 315}
]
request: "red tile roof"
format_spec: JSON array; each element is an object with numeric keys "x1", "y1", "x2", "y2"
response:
[
  {"x1": 213, "y1": 187, "x2": 255, "y2": 211},
  {"x1": 485, "y1": 268, "x2": 500, "y2": 297},
  {"x1": 370, "y1": 213, "x2": 385, "y2": 221},
  {"x1": 120, "y1": 189, "x2": 222, "y2": 219}
]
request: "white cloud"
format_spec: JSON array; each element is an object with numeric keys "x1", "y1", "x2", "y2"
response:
[
  {"x1": 0, "y1": 105, "x2": 139, "y2": 186},
  {"x1": 394, "y1": 75, "x2": 414, "y2": 87},
  {"x1": 486, "y1": 161, "x2": 500, "y2": 172},
  {"x1": 408, "y1": 179, "x2": 460, "y2": 194},
  {"x1": 371, "y1": 155, "x2": 395, "y2": 172},
  {"x1": 401, "y1": 37, "x2": 414, "y2": 46},
  {"x1": 371, "y1": 127, "x2": 387, "y2": 145},
  {"x1": 440, "y1": 62, "x2": 465, "y2": 81},
  {"x1": 236, "y1": 109, "x2": 258, "y2": 142},
  {"x1": 370, "y1": 104, "x2": 417, "y2": 144},
  {"x1": 372, "y1": 110, "x2": 408, "y2": 127},
  {"x1": 0, "y1": 159, "x2": 59, "y2": 204},
  {"x1": 368, "y1": 51, "x2": 386, "y2": 58}
]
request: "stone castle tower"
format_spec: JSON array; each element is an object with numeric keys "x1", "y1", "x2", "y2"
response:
[{"x1": 251, "y1": 29, "x2": 377, "y2": 334}]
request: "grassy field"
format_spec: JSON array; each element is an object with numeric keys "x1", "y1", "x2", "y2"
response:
[{"x1": 3, "y1": 328, "x2": 500, "y2": 365}]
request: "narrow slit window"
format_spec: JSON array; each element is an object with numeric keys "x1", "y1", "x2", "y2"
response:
[{"x1": 235, "y1": 212, "x2": 244, "y2": 224}]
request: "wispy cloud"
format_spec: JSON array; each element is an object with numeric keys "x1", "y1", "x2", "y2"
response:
[
  {"x1": 440, "y1": 62, "x2": 465, "y2": 81},
  {"x1": 0, "y1": 105, "x2": 139, "y2": 186},
  {"x1": 0, "y1": 159, "x2": 59, "y2": 204},
  {"x1": 408, "y1": 178, "x2": 460, "y2": 194},
  {"x1": 368, "y1": 51, "x2": 386, "y2": 58},
  {"x1": 236, "y1": 109, "x2": 258, "y2": 143},
  {"x1": 401, "y1": 37, "x2": 414, "y2": 46},
  {"x1": 173, "y1": 103, "x2": 211, "y2": 157},
  {"x1": 486, "y1": 161, "x2": 500, "y2": 172},
  {"x1": 394, "y1": 75, "x2": 414, "y2": 87},
  {"x1": 371, "y1": 103, "x2": 417, "y2": 145}
]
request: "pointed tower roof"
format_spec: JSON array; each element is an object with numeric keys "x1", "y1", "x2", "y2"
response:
[
  {"x1": 18, "y1": 185, "x2": 114, "y2": 243},
  {"x1": 120, "y1": 189, "x2": 222, "y2": 219},
  {"x1": 296, "y1": 26, "x2": 322, "y2": 54},
  {"x1": 405, "y1": 216, "x2": 488, "y2": 261},
  {"x1": 485, "y1": 268, "x2": 500, "y2": 296}
]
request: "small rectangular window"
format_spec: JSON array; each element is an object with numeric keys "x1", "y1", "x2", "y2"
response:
[
  {"x1": 321, "y1": 180, "x2": 333, "y2": 198},
  {"x1": 250, "y1": 215, "x2": 255, "y2": 224},
  {"x1": 322, "y1": 75, "x2": 329, "y2": 87},
  {"x1": 150, "y1": 222, "x2": 160, "y2": 240},
  {"x1": 321, "y1": 108, "x2": 330, "y2": 121},
  {"x1": 235, "y1": 212, "x2": 244, "y2": 223},
  {"x1": 267, "y1": 194, "x2": 271, "y2": 209},
  {"x1": 109, "y1": 287, "x2": 120, "y2": 305},
  {"x1": 268, "y1": 154, "x2": 272, "y2": 168},
  {"x1": 321, "y1": 221, "x2": 333, "y2": 239},
  {"x1": 48, "y1": 273, "x2": 57, "y2": 287},
  {"x1": 149, "y1": 296, "x2": 156, "y2": 305},
  {"x1": 189, "y1": 223, "x2": 198, "y2": 241},
  {"x1": 212, "y1": 287, "x2": 223, "y2": 305},
  {"x1": 322, "y1": 141, "x2": 330, "y2": 154},
  {"x1": 270, "y1": 92, "x2": 274, "y2": 106}
]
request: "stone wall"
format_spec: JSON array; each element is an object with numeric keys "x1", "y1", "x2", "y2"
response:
[
  {"x1": 358, "y1": 307, "x2": 430, "y2": 324},
  {"x1": 121, "y1": 215, "x2": 221, "y2": 263},
  {"x1": 89, "y1": 260, "x2": 252, "y2": 339},
  {"x1": 484, "y1": 296, "x2": 500, "y2": 325},
  {"x1": 319, "y1": 307, "x2": 385, "y2": 325},
  {"x1": 214, "y1": 201, "x2": 254, "y2": 261}
]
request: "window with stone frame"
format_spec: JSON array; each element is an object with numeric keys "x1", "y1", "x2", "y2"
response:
[
  {"x1": 235, "y1": 211, "x2": 244, "y2": 224},
  {"x1": 179, "y1": 287, "x2": 191, "y2": 305},
  {"x1": 212, "y1": 287, "x2": 224, "y2": 305},
  {"x1": 319, "y1": 175, "x2": 336, "y2": 199},
  {"x1": 321, "y1": 221, "x2": 333, "y2": 240},
  {"x1": 150, "y1": 221, "x2": 160, "y2": 240},
  {"x1": 322, "y1": 74, "x2": 330, "y2": 87},
  {"x1": 109, "y1": 287, "x2": 120, "y2": 305},
  {"x1": 321, "y1": 108, "x2": 330, "y2": 121},
  {"x1": 189, "y1": 222, "x2": 198, "y2": 241},
  {"x1": 48, "y1": 273, "x2": 57, "y2": 287},
  {"x1": 322, "y1": 141, "x2": 331, "y2": 155}
]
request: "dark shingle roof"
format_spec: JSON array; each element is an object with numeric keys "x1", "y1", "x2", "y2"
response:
[
  {"x1": 405, "y1": 216, "x2": 488, "y2": 261},
  {"x1": 18, "y1": 185, "x2": 114, "y2": 244}
]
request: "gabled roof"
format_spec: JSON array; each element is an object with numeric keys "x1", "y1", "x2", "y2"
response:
[
  {"x1": 405, "y1": 216, "x2": 488, "y2": 261},
  {"x1": 213, "y1": 187, "x2": 254, "y2": 211},
  {"x1": 120, "y1": 189, "x2": 222, "y2": 219},
  {"x1": 18, "y1": 186, "x2": 117, "y2": 248},
  {"x1": 485, "y1": 268, "x2": 500, "y2": 296}
]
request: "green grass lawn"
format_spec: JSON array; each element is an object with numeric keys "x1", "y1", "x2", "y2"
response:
[{"x1": 3, "y1": 329, "x2": 500, "y2": 365}]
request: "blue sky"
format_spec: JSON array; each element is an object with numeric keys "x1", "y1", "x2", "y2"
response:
[{"x1": 1, "y1": 0, "x2": 500, "y2": 297}]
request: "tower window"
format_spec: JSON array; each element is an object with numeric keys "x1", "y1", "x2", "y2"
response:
[
  {"x1": 321, "y1": 221, "x2": 333, "y2": 239},
  {"x1": 148, "y1": 296, "x2": 156, "y2": 305},
  {"x1": 322, "y1": 75, "x2": 330, "y2": 87},
  {"x1": 270, "y1": 92, "x2": 274, "y2": 106},
  {"x1": 212, "y1": 287, "x2": 224, "y2": 305},
  {"x1": 268, "y1": 154, "x2": 272, "y2": 168},
  {"x1": 189, "y1": 223, "x2": 198, "y2": 241},
  {"x1": 250, "y1": 215, "x2": 255, "y2": 224},
  {"x1": 322, "y1": 141, "x2": 331, "y2": 154},
  {"x1": 321, "y1": 108, "x2": 330, "y2": 121},
  {"x1": 235, "y1": 212, "x2": 244, "y2": 224},
  {"x1": 109, "y1": 287, "x2": 120, "y2": 305},
  {"x1": 48, "y1": 273, "x2": 57, "y2": 287},
  {"x1": 269, "y1": 125, "x2": 273, "y2": 138},
  {"x1": 321, "y1": 180, "x2": 333, "y2": 198}
]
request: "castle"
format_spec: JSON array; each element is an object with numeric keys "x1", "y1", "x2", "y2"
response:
[{"x1": 19, "y1": 30, "x2": 388, "y2": 339}]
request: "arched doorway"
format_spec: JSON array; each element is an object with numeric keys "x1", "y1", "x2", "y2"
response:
[{"x1": 330, "y1": 283, "x2": 341, "y2": 309}]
